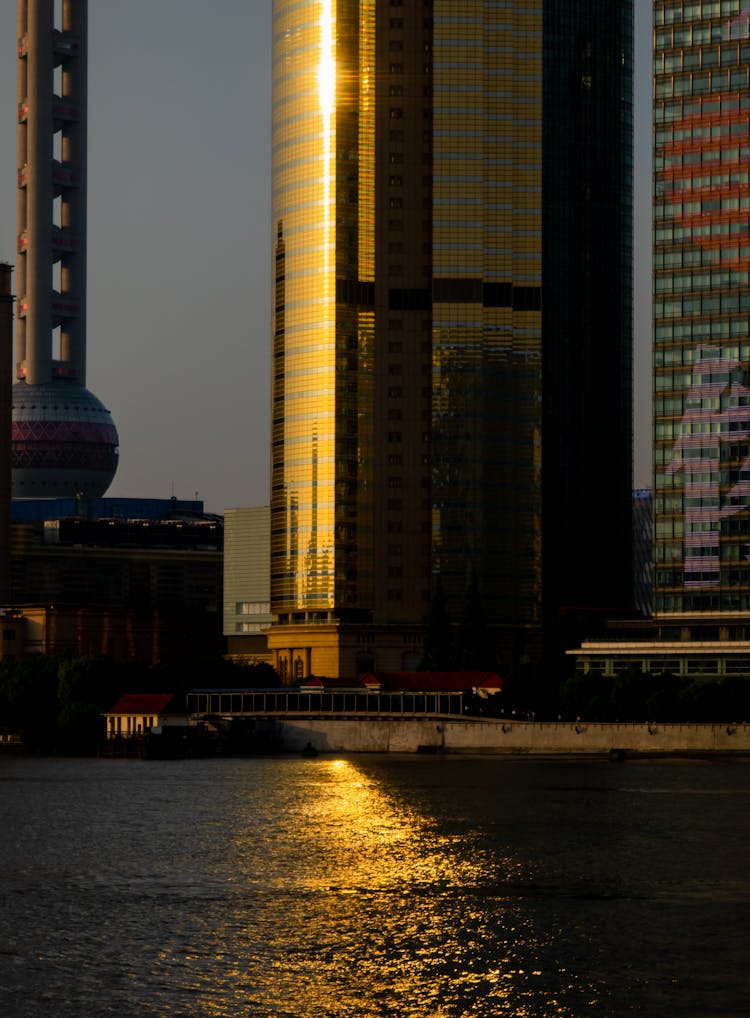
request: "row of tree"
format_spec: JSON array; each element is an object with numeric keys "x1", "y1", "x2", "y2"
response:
[
  {"x1": 498, "y1": 663, "x2": 750, "y2": 724},
  {"x1": 2, "y1": 649, "x2": 748, "y2": 754},
  {"x1": 0, "y1": 654, "x2": 279, "y2": 754},
  {"x1": 420, "y1": 585, "x2": 750, "y2": 723}
]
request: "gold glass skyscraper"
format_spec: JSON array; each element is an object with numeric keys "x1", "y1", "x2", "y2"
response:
[{"x1": 269, "y1": 0, "x2": 633, "y2": 680}]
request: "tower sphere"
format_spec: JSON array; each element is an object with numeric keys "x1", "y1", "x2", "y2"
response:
[{"x1": 11, "y1": 380, "x2": 119, "y2": 498}]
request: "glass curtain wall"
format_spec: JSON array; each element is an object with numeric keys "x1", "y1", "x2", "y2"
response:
[
  {"x1": 271, "y1": 0, "x2": 374, "y2": 622},
  {"x1": 654, "y1": 0, "x2": 750, "y2": 613},
  {"x1": 431, "y1": 1, "x2": 544, "y2": 626}
]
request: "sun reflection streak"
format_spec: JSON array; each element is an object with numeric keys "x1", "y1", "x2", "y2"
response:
[
  {"x1": 318, "y1": 0, "x2": 335, "y2": 115},
  {"x1": 256, "y1": 758, "x2": 559, "y2": 1015},
  {"x1": 296, "y1": 759, "x2": 526, "y2": 893}
]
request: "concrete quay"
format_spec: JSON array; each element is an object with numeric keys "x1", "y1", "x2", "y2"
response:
[{"x1": 277, "y1": 717, "x2": 750, "y2": 757}]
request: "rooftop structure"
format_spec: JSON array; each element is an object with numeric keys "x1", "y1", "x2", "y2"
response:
[{"x1": 10, "y1": 495, "x2": 206, "y2": 523}]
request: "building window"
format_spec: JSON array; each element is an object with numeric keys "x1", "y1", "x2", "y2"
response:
[{"x1": 236, "y1": 601, "x2": 270, "y2": 615}]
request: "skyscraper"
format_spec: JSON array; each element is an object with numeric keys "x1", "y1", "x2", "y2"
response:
[
  {"x1": 13, "y1": 0, "x2": 118, "y2": 499},
  {"x1": 654, "y1": 2, "x2": 750, "y2": 614},
  {"x1": 269, "y1": 0, "x2": 633, "y2": 680}
]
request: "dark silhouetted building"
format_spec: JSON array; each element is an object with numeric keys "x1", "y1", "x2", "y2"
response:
[{"x1": 1, "y1": 509, "x2": 222, "y2": 663}]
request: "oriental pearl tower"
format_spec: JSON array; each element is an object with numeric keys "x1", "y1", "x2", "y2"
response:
[{"x1": 13, "y1": 0, "x2": 118, "y2": 498}]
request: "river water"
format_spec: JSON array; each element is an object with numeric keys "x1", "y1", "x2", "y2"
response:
[{"x1": 0, "y1": 754, "x2": 748, "y2": 1017}]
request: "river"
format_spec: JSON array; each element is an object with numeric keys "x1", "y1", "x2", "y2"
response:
[{"x1": 1, "y1": 754, "x2": 748, "y2": 1017}]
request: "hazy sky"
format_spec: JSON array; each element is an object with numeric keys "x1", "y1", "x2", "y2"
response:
[{"x1": 0, "y1": 1, "x2": 652, "y2": 513}]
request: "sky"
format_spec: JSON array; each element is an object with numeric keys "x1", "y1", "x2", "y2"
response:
[{"x1": 0, "y1": 1, "x2": 652, "y2": 514}]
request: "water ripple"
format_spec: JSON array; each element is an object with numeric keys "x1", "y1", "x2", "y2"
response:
[{"x1": 0, "y1": 755, "x2": 748, "y2": 1016}]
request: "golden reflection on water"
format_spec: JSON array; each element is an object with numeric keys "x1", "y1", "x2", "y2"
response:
[
  {"x1": 296, "y1": 758, "x2": 496, "y2": 891},
  {"x1": 150, "y1": 759, "x2": 599, "y2": 1017},
  {"x1": 252, "y1": 758, "x2": 563, "y2": 1017},
  {"x1": 4, "y1": 758, "x2": 748, "y2": 1017}
]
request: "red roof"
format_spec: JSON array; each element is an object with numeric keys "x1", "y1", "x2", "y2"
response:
[
  {"x1": 106, "y1": 693, "x2": 176, "y2": 715},
  {"x1": 299, "y1": 677, "x2": 325, "y2": 689},
  {"x1": 362, "y1": 672, "x2": 503, "y2": 692},
  {"x1": 297, "y1": 672, "x2": 503, "y2": 693},
  {"x1": 300, "y1": 676, "x2": 362, "y2": 690}
]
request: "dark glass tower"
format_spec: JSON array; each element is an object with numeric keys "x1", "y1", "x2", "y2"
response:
[{"x1": 269, "y1": 0, "x2": 633, "y2": 679}]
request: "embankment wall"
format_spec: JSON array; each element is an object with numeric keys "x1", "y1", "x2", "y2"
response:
[{"x1": 277, "y1": 718, "x2": 750, "y2": 756}]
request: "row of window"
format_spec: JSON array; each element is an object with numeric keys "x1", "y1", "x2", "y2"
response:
[
  {"x1": 656, "y1": 294, "x2": 750, "y2": 317},
  {"x1": 656, "y1": 66, "x2": 750, "y2": 95},
  {"x1": 656, "y1": 94, "x2": 750, "y2": 124},
  {"x1": 658, "y1": 146, "x2": 750, "y2": 169},
  {"x1": 654, "y1": 516, "x2": 750, "y2": 538},
  {"x1": 657, "y1": 120, "x2": 750, "y2": 144},
  {"x1": 657, "y1": 594, "x2": 750, "y2": 609},
  {"x1": 651, "y1": 317, "x2": 748, "y2": 342},
  {"x1": 657, "y1": 1, "x2": 745, "y2": 24},
  {"x1": 657, "y1": 42, "x2": 750, "y2": 71},
  {"x1": 583, "y1": 657, "x2": 750, "y2": 676},
  {"x1": 655, "y1": 342, "x2": 750, "y2": 363},
  {"x1": 656, "y1": 317, "x2": 749, "y2": 341},
  {"x1": 655, "y1": 269, "x2": 750, "y2": 292},
  {"x1": 655, "y1": 245, "x2": 749, "y2": 268},
  {"x1": 656, "y1": 419, "x2": 750, "y2": 437},
  {"x1": 656, "y1": 224, "x2": 750, "y2": 246},
  {"x1": 235, "y1": 601, "x2": 270, "y2": 615},
  {"x1": 235, "y1": 622, "x2": 265, "y2": 633}
]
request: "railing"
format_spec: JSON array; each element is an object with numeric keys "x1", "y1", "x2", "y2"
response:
[{"x1": 187, "y1": 689, "x2": 470, "y2": 719}]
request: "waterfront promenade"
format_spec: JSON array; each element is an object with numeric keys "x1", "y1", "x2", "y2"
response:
[
  {"x1": 182, "y1": 688, "x2": 750, "y2": 757},
  {"x1": 271, "y1": 717, "x2": 750, "y2": 756}
]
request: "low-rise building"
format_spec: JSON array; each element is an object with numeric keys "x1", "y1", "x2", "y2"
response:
[
  {"x1": 223, "y1": 506, "x2": 272, "y2": 663},
  {"x1": 102, "y1": 693, "x2": 186, "y2": 739},
  {"x1": 1, "y1": 509, "x2": 223, "y2": 663},
  {"x1": 568, "y1": 615, "x2": 750, "y2": 679}
]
